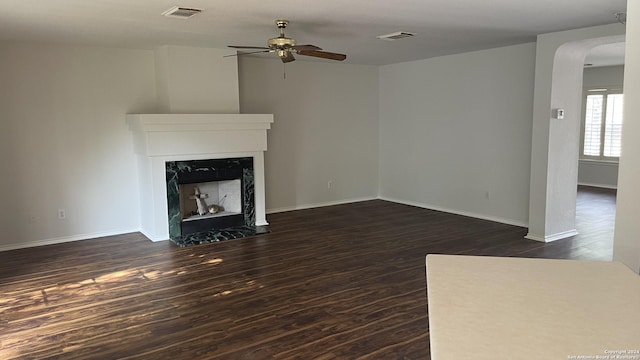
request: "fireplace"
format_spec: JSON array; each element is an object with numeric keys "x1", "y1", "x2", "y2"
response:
[
  {"x1": 127, "y1": 113, "x2": 273, "y2": 244},
  {"x1": 165, "y1": 157, "x2": 266, "y2": 245}
]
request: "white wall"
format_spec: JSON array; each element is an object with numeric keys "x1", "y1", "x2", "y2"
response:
[
  {"x1": 614, "y1": 0, "x2": 640, "y2": 273},
  {"x1": 527, "y1": 24, "x2": 624, "y2": 242},
  {"x1": 0, "y1": 43, "x2": 157, "y2": 250},
  {"x1": 238, "y1": 57, "x2": 379, "y2": 212},
  {"x1": 578, "y1": 161, "x2": 619, "y2": 189},
  {"x1": 577, "y1": 65, "x2": 624, "y2": 189},
  {"x1": 583, "y1": 65, "x2": 624, "y2": 88},
  {"x1": 378, "y1": 43, "x2": 536, "y2": 226},
  {"x1": 154, "y1": 46, "x2": 240, "y2": 113},
  {"x1": 1, "y1": 30, "x2": 634, "y2": 264}
]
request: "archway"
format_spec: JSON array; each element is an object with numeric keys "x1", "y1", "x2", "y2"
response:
[{"x1": 526, "y1": 24, "x2": 624, "y2": 242}]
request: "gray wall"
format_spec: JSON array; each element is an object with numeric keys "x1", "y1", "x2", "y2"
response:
[
  {"x1": 378, "y1": 43, "x2": 536, "y2": 226},
  {"x1": 238, "y1": 57, "x2": 380, "y2": 212},
  {"x1": 2, "y1": 36, "x2": 631, "y2": 258},
  {"x1": 583, "y1": 65, "x2": 624, "y2": 88},
  {"x1": 0, "y1": 43, "x2": 380, "y2": 249},
  {"x1": 0, "y1": 43, "x2": 157, "y2": 249}
]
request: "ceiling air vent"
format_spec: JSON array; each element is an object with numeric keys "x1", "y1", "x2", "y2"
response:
[
  {"x1": 376, "y1": 31, "x2": 416, "y2": 41},
  {"x1": 162, "y1": 6, "x2": 203, "y2": 19}
]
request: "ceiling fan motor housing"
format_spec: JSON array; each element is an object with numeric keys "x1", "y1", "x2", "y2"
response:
[
  {"x1": 268, "y1": 19, "x2": 295, "y2": 50},
  {"x1": 267, "y1": 37, "x2": 296, "y2": 49}
]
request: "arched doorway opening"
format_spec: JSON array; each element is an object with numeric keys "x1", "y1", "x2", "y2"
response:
[{"x1": 526, "y1": 25, "x2": 624, "y2": 243}]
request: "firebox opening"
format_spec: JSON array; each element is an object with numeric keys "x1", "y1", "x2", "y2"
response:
[
  {"x1": 179, "y1": 179, "x2": 242, "y2": 221},
  {"x1": 165, "y1": 157, "x2": 262, "y2": 245}
]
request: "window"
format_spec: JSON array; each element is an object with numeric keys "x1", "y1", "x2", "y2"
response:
[{"x1": 581, "y1": 88, "x2": 624, "y2": 161}]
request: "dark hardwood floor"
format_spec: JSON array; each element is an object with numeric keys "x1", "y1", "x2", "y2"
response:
[{"x1": 0, "y1": 187, "x2": 616, "y2": 359}]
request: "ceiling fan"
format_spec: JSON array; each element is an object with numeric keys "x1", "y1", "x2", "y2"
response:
[{"x1": 227, "y1": 20, "x2": 346, "y2": 63}]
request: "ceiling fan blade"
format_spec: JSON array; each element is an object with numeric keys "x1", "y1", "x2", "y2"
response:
[
  {"x1": 296, "y1": 50, "x2": 346, "y2": 61},
  {"x1": 292, "y1": 44, "x2": 322, "y2": 51},
  {"x1": 280, "y1": 51, "x2": 296, "y2": 63},
  {"x1": 223, "y1": 50, "x2": 271, "y2": 58},
  {"x1": 228, "y1": 45, "x2": 270, "y2": 50}
]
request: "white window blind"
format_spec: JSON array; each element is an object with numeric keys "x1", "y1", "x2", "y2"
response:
[
  {"x1": 603, "y1": 94, "x2": 624, "y2": 157},
  {"x1": 583, "y1": 94, "x2": 603, "y2": 157},
  {"x1": 581, "y1": 89, "x2": 623, "y2": 160}
]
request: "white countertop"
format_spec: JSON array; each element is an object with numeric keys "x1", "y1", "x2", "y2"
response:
[{"x1": 426, "y1": 255, "x2": 640, "y2": 360}]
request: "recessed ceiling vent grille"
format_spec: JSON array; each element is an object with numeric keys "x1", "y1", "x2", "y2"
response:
[
  {"x1": 376, "y1": 31, "x2": 416, "y2": 41},
  {"x1": 162, "y1": 6, "x2": 203, "y2": 19}
]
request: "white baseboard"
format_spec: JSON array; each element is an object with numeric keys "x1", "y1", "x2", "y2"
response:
[
  {"x1": 378, "y1": 196, "x2": 528, "y2": 228},
  {"x1": 578, "y1": 182, "x2": 617, "y2": 190},
  {"x1": 525, "y1": 229, "x2": 579, "y2": 243},
  {"x1": 0, "y1": 228, "x2": 141, "y2": 252},
  {"x1": 138, "y1": 229, "x2": 168, "y2": 242},
  {"x1": 0, "y1": 196, "x2": 535, "y2": 252},
  {"x1": 267, "y1": 197, "x2": 378, "y2": 214}
]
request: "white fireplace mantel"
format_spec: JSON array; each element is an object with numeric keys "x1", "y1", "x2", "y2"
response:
[
  {"x1": 127, "y1": 113, "x2": 274, "y2": 241},
  {"x1": 128, "y1": 114, "x2": 274, "y2": 156}
]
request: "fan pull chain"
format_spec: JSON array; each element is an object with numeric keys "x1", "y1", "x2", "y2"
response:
[{"x1": 283, "y1": 63, "x2": 286, "y2": 80}]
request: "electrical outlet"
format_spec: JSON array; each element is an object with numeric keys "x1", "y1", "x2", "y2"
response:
[
  {"x1": 485, "y1": 191, "x2": 490, "y2": 200},
  {"x1": 58, "y1": 209, "x2": 66, "y2": 220},
  {"x1": 327, "y1": 180, "x2": 333, "y2": 189}
]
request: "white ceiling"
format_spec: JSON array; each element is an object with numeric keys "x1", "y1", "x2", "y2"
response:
[{"x1": 0, "y1": 0, "x2": 627, "y2": 65}]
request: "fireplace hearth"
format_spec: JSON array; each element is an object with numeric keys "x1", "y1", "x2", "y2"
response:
[{"x1": 166, "y1": 157, "x2": 268, "y2": 247}]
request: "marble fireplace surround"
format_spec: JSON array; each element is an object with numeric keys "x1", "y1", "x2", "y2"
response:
[{"x1": 127, "y1": 114, "x2": 273, "y2": 242}]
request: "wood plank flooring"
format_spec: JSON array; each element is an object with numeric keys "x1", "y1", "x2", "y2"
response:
[{"x1": 0, "y1": 188, "x2": 616, "y2": 359}]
